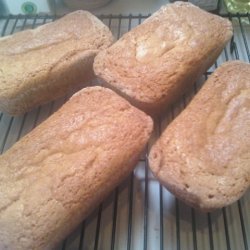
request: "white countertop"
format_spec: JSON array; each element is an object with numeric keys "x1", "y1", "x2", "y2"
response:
[
  {"x1": 0, "y1": 0, "x2": 171, "y2": 16},
  {"x1": 54, "y1": 0, "x2": 170, "y2": 15},
  {"x1": 1, "y1": 0, "x2": 228, "y2": 16}
]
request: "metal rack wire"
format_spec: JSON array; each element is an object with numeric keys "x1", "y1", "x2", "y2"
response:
[{"x1": 0, "y1": 12, "x2": 249, "y2": 250}]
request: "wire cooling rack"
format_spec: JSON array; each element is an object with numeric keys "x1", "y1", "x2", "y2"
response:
[{"x1": 0, "y1": 13, "x2": 249, "y2": 250}]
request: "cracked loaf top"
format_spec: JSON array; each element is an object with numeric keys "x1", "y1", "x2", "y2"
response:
[
  {"x1": 149, "y1": 61, "x2": 250, "y2": 212},
  {"x1": 94, "y1": 2, "x2": 233, "y2": 115},
  {"x1": 0, "y1": 10, "x2": 114, "y2": 115},
  {"x1": 0, "y1": 86, "x2": 153, "y2": 250}
]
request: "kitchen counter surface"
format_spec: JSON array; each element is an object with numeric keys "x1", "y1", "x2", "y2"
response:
[{"x1": 54, "y1": 0, "x2": 169, "y2": 15}]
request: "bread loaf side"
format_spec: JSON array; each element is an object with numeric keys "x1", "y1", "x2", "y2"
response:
[
  {"x1": 149, "y1": 61, "x2": 250, "y2": 212},
  {"x1": 0, "y1": 86, "x2": 153, "y2": 250},
  {"x1": 0, "y1": 11, "x2": 114, "y2": 115}
]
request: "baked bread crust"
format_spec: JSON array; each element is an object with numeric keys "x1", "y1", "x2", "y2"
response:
[
  {"x1": 0, "y1": 86, "x2": 153, "y2": 250},
  {"x1": 94, "y1": 2, "x2": 233, "y2": 115},
  {"x1": 149, "y1": 61, "x2": 250, "y2": 212},
  {"x1": 0, "y1": 11, "x2": 114, "y2": 115}
]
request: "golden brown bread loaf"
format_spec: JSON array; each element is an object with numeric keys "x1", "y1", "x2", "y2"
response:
[
  {"x1": 94, "y1": 2, "x2": 233, "y2": 115},
  {"x1": 0, "y1": 11, "x2": 113, "y2": 115},
  {"x1": 0, "y1": 86, "x2": 153, "y2": 250},
  {"x1": 149, "y1": 61, "x2": 250, "y2": 212}
]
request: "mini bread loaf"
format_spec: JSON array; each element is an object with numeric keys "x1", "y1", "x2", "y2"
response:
[
  {"x1": 94, "y1": 2, "x2": 233, "y2": 115},
  {"x1": 0, "y1": 11, "x2": 113, "y2": 115},
  {"x1": 149, "y1": 61, "x2": 250, "y2": 212},
  {"x1": 0, "y1": 86, "x2": 153, "y2": 250}
]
